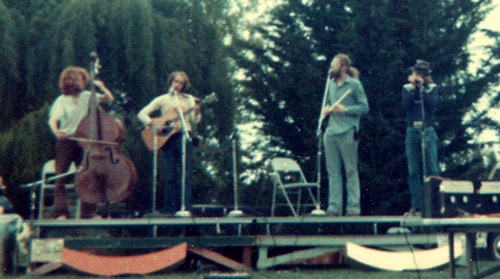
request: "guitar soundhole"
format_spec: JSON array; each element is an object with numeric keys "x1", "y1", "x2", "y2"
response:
[{"x1": 159, "y1": 127, "x2": 172, "y2": 136}]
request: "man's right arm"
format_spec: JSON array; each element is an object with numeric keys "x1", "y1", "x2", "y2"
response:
[{"x1": 138, "y1": 96, "x2": 161, "y2": 126}]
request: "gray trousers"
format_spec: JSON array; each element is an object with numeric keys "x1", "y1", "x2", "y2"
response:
[{"x1": 323, "y1": 128, "x2": 360, "y2": 215}]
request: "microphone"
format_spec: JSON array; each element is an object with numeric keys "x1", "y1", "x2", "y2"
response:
[
  {"x1": 90, "y1": 52, "x2": 99, "y2": 61},
  {"x1": 169, "y1": 87, "x2": 177, "y2": 95}
]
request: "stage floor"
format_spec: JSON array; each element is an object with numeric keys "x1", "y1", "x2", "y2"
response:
[{"x1": 29, "y1": 214, "x2": 426, "y2": 239}]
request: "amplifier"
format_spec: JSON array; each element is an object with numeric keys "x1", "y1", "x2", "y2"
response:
[{"x1": 429, "y1": 176, "x2": 500, "y2": 217}]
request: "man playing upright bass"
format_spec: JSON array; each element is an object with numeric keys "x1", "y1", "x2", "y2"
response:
[{"x1": 48, "y1": 66, "x2": 115, "y2": 219}]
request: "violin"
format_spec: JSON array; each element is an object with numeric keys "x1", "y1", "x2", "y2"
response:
[{"x1": 74, "y1": 52, "x2": 137, "y2": 204}]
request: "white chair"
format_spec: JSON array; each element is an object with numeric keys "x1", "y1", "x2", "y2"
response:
[
  {"x1": 37, "y1": 160, "x2": 79, "y2": 219},
  {"x1": 270, "y1": 157, "x2": 319, "y2": 216}
]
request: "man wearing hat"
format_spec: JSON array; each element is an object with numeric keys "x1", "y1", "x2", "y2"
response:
[{"x1": 401, "y1": 59, "x2": 439, "y2": 216}]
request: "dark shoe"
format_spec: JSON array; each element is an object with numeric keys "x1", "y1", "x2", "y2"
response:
[
  {"x1": 345, "y1": 212, "x2": 360, "y2": 216},
  {"x1": 53, "y1": 209, "x2": 70, "y2": 220},
  {"x1": 404, "y1": 208, "x2": 421, "y2": 217},
  {"x1": 325, "y1": 211, "x2": 339, "y2": 217}
]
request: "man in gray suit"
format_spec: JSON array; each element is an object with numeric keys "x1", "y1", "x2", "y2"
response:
[{"x1": 322, "y1": 54, "x2": 369, "y2": 216}]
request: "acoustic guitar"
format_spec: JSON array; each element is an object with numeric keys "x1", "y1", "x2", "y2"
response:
[{"x1": 141, "y1": 92, "x2": 217, "y2": 150}]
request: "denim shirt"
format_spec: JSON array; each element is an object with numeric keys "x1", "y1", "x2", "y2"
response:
[
  {"x1": 325, "y1": 75, "x2": 369, "y2": 135},
  {"x1": 401, "y1": 83, "x2": 438, "y2": 128}
]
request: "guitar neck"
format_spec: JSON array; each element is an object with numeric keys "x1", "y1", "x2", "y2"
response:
[{"x1": 169, "y1": 97, "x2": 210, "y2": 124}]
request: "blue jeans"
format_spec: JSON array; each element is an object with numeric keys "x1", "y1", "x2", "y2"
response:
[
  {"x1": 405, "y1": 127, "x2": 439, "y2": 211},
  {"x1": 160, "y1": 133, "x2": 192, "y2": 214}
]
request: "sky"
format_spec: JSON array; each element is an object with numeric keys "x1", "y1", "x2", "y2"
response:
[
  {"x1": 479, "y1": 0, "x2": 499, "y2": 33},
  {"x1": 469, "y1": 1, "x2": 500, "y2": 70},
  {"x1": 471, "y1": 1, "x2": 500, "y2": 144}
]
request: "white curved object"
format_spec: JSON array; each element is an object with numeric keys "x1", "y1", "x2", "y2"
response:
[{"x1": 346, "y1": 241, "x2": 462, "y2": 271}]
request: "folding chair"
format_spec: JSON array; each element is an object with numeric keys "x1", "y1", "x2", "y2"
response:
[
  {"x1": 37, "y1": 160, "x2": 79, "y2": 219},
  {"x1": 270, "y1": 157, "x2": 319, "y2": 216}
]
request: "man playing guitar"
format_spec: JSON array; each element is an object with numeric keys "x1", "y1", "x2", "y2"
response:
[{"x1": 138, "y1": 71, "x2": 201, "y2": 214}]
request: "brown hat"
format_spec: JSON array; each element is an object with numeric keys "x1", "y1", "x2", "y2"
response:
[{"x1": 411, "y1": 59, "x2": 432, "y2": 74}]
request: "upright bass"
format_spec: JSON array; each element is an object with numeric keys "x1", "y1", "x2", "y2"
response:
[{"x1": 74, "y1": 53, "x2": 137, "y2": 204}]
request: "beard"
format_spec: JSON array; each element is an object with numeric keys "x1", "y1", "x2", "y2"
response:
[{"x1": 330, "y1": 69, "x2": 342, "y2": 79}]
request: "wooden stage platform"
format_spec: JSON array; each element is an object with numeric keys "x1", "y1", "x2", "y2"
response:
[{"x1": 26, "y1": 214, "x2": 453, "y2": 275}]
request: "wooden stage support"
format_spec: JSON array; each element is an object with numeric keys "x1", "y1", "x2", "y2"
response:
[
  {"x1": 27, "y1": 215, "x2": 454, "y2": 275},
  {"x1": 62, "y1": 243, "x2": 187, "y2": 276}
]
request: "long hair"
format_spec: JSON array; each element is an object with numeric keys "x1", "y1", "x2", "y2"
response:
[
  {"x1": 168, "y1": 71, "x2": 191, "y2": 92},
  {"x1": 334, "y1": 53, "x2": 359, "y2": 79},
  {"x1": 423, "y1": 73, "x2": 434, "y2": 84},
  {"x1": 59, "y1": 67, "x2": 89, "y2": 95}
]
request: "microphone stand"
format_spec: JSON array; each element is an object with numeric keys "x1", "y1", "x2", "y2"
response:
[
  {"x1": 150, "y1": 127, "x2": 160, "y2": 236},
  {"x1": 173, "y1": 92, "x2": 192, "y2": 218},
  {"x1": 418, "y1": 84, "x2": 431, "y2": 217},
  {"x1": 228, "y1": 132, "x2": 244, "y2": 217},
  {"x1": 151, "y1": 126, "x2": 161, "y2": 215},
  {"x1": 310, "y1": 71, "x2": 331, "y2": 216}
]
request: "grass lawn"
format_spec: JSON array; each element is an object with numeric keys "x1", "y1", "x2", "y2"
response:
[{"x1": 2, "y1": 261, "x2": 499, "y2": 279}]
